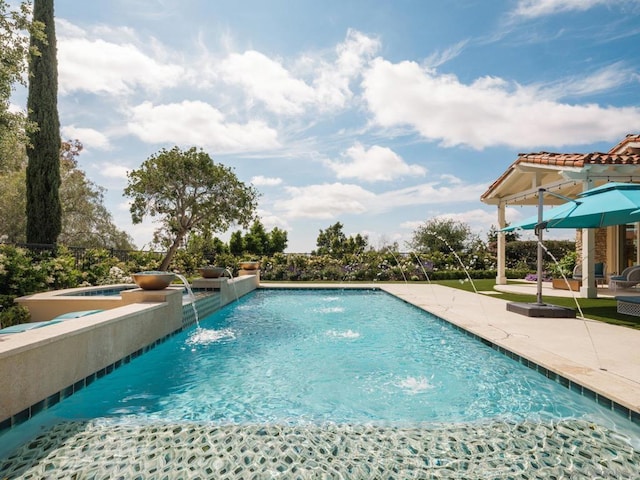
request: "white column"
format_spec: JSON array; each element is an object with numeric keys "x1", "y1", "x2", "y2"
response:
[
  {"x1": 579, "y1": 179, "x2": 597, "y2": 298},
  {"x1": 496, "y1": 202, "x2": 507, "y2": 285}
]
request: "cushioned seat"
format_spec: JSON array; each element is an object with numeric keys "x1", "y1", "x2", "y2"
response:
[
  {"x1": 572, "y1": 262, "x2": 606, "y2": 286},
  {"x1": 609, "y1": 265, "x2": 640, "y2": 291}
]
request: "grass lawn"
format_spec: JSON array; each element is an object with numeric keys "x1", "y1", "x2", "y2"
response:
[{"x1": 435, "y1": 278, "x2": 640, "y2": 330}]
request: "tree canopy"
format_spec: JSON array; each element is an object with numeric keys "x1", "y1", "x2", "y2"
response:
[
  {"x1": 314, "y1": 222, "x2": 368, "y2": 258},
  {"x1": 0, "y1": 0, "x2": 43, "y2": 171},
  {"x1": 124, "y1": 146, "x2": 258, "y2": 270},
  {"x1": 229, "y1": 220, "x2": 288, "y2": 257},
  {"x1": 0, "y1": 140, "x2": 134, "y2": 247},
  {"x1": 408, "y1": 218, "x2": 474, "y2": 254}
]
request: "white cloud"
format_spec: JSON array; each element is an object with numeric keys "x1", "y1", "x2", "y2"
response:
[
  {"x1": 101, "y1": 164, "x2": 130, "y2": 179},
  {"x1": 377, "y1": 182, "x2": 488, "y2": 209},
  {"x1": 219, "y1": 50, "x2": 317, "y2": 115},
  {"x1": 126, "y1": 100, "x2": 280, "y2": 152},
  {"x1": 326, "y1": 143, "x2": 426, "y2": 182},
  {"x1": 218, "y1": 29, "x2": 379, "y2": 115},
  {"x1": 362, "y1": 57, "x2": 640, "y2": 149},
  {"x1": 512, "y1": 0, "x2": 629, "y2": 18},
  {"x1": 256, "y1": 209, "x2": 290, "y2": 231},
  {"x1": 57, "y1": 21, "x2": 184, "y2": 96},
  {"x1": 61, "y1": 125, "x2": 111, "y2": 150},
  {"x1": 251, "y1": 175, "x2": 283, "y2": 186},
  {"x1": 275, "y1": 178, "x2": 488, "y2": 220},
  {"x1": 533, "y1": 62, "x2": 639, "y2": 100},
  {"x1": 276, "y1": 183, "x2": 376, "y2": 219},
  {"x1": 424, "y1": 40, "x2": 468, "y2": 68}
]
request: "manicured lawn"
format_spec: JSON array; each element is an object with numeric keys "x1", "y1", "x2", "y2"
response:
[{"x1": 435, "y1": 279, "x2": 640, "y2": 330}]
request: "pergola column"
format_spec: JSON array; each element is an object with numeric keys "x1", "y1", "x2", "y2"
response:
[
  {"x1": 579, "y1": 179, "x2": 598, "y2": 298},
  {"x1": 496, "y1": 202, "x2": 507, "y2": 285}
]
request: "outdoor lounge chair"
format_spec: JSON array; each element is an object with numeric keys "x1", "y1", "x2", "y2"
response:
[
  {"x1": 609, "y1": 265, "x2": 640, "y2": 291},
  {"x1": 572, "y1": 262, "x2": 606, "y2": 286}
]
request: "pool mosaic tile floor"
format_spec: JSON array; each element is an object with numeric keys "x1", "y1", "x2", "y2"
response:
[{"x1": 1, "y1": 419, "x2": 638, "y2": 479}]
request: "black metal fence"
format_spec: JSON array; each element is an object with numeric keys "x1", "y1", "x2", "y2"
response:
[{"x1": 10, "y1": 243, "x2": 164, "y2": 269}]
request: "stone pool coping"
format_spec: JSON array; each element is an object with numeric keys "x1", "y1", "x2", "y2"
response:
[{"x1": 261, "y1": 283, "x2": 640, "y2": 423}]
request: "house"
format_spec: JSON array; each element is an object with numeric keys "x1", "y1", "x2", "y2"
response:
[{"x1": 481, "y1": 134, "x2": 640, "y2": 298}]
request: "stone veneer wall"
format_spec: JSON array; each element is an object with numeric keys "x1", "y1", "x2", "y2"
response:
[{"x1": 575, "y1": 228, "x2": 608, "y2": 263}]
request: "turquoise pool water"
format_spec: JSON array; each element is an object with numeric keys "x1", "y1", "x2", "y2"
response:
[{"x1": 1, "y1": 289, "x2": 639, "y2": 478}]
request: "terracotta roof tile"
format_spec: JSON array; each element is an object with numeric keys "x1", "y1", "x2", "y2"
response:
[{"x1": 481, "y1": 134, "x2": 640, "y2": 200}]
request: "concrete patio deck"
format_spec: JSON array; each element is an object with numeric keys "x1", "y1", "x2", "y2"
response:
[
  {"x1": 493, "y1": 280, "x2": 640, "y2": 298},
  {"x1": 262, "y1": 283, "x2": 640, "y2": 419}
]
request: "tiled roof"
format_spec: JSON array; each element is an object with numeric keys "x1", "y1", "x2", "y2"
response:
[
  {"x1": 481, "y1": 134, "x2": 640, "y2": 201},
  {"x1": 515, "y1": 151, "x2": 640, "y2": 168}
]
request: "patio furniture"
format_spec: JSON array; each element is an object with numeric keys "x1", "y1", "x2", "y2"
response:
[
  {"x1": 609, "y1": 265, "x2": 640, "y2": 291},
  {"x1": 616, "y1": 296, "x2": 640, "y2": 316},
  {"x1": 572, "y1": 262, "x2": 606, "y2": 286}
]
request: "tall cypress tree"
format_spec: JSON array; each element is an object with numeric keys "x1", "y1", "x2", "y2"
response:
[{"x1": 26, "y1": 0, "x2": 61, "y2": 244}]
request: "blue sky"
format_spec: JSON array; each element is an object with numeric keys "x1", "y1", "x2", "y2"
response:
[{"x1": 11, "y1": 0, "x2": 640, "y2": 251}]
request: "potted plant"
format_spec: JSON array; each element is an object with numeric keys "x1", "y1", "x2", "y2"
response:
[{"x1": 550, "y1": 252, "x2": 578, "y2": 291}]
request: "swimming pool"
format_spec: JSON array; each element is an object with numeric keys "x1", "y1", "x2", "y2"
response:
[{"x1": 1, "y1": 289, "x2": 639, "y2": 478}]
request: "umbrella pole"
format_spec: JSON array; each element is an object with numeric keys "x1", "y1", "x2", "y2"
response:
[{"x1": 536, "y1": 188, "x2": 544, "y2": 305}]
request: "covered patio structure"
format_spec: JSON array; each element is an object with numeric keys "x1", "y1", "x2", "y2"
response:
[{"x1": 481, "y1": 134, "x2": 640, "y2": 298}]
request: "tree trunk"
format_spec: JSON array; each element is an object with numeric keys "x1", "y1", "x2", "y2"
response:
[{"x1": 159, "y1": 234, "x2": 184, "y2": 271}]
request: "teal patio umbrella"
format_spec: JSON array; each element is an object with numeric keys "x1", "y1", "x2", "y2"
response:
[
  {"x1": 503, "y1": 182, "x2": 640, "y2": 232},
  {"x1": 502, "y1": 182, "x2": 640, "y2": 313}
]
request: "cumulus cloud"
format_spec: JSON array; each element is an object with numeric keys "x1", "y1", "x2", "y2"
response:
[
  {"x1": 274, "y1": 178, "x2": 487, "y2": 220},
  {"x1": 61, "y1": 125, "x2": 111, "y2": 150},
  {"x1": 362, "y1": 57, "x2": 640, "y2": 149},
  {"x1": 57, "y1": 34, "x2": 184, "y2": 96},
  {"x1": 378, "y1": 182, "x2": 488, "y2": 209},
  {"x1": 275, "y1": 183, "x2": 376, "y2": 219},
  {"x1": 101, "y1": 164, "x2": 130, "y2": 179},
  {"x1": 218, "y1": 29, "x2": 379, "y2": 115},
  {"x1": 219, "y1": 50, "x2": 317, "y2": 115},
  {"x1": 325, "y1": 143, "x2": 426, "y2": 182},
  {"x1": 251, "y1": 176, "x2": 283, "y2": 186},
  {"x1": 126, "y1": 100, "x2": 280, "y2": 152}
]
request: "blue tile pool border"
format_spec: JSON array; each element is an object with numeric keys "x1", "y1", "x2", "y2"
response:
[{"x1": 1, "y1": 287, "x2": 638, "y2": 435}]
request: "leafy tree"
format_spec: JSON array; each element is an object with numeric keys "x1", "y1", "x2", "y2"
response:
[
  {"x1": 314, "y1": 222, "x2": 368, "y2": 258},
  {"x1": 487, "y1": 223, "x2": 520, "y2": 246},
  {"x1": 0, "y1": 140, "x2": 133, "y2": 248},
  {"x1": 344, "y1": 233, "x2": 368, "y2": 255},
  {"x1": 26, "y1": 0, "x2": 61, "y2": 244},
  {"x1": 58, "y1": 140, "x2": 134, "y2": 249},
  {"x1": 315, "y1": 222, "x2": 347, "y2": 257},
  {"x1": 244, "y1": 220, "x2": 269, "y2": 256},
  {"x1": 408, "y1": 218, "x2": 472, "y2": 254},
  {"x1": 0, "y1": 167, "x2": 26, "y2": 242},
  {"x1": 0, "y1": 1, "x2": 44, "y2": 171},
  {"x1": 267, "y1": 226, "x2": 288, "y2": 254},
  {"x1": 124, "y1": 146, "x2": 258, "y2": 270},
  {"x1": 229, "y1": 230, "x2": 245, "y2": 256}
]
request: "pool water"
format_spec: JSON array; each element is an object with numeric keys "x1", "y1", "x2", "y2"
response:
[{"x1": 1, "y1": 289, "x2": 639, "y2": 478}]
